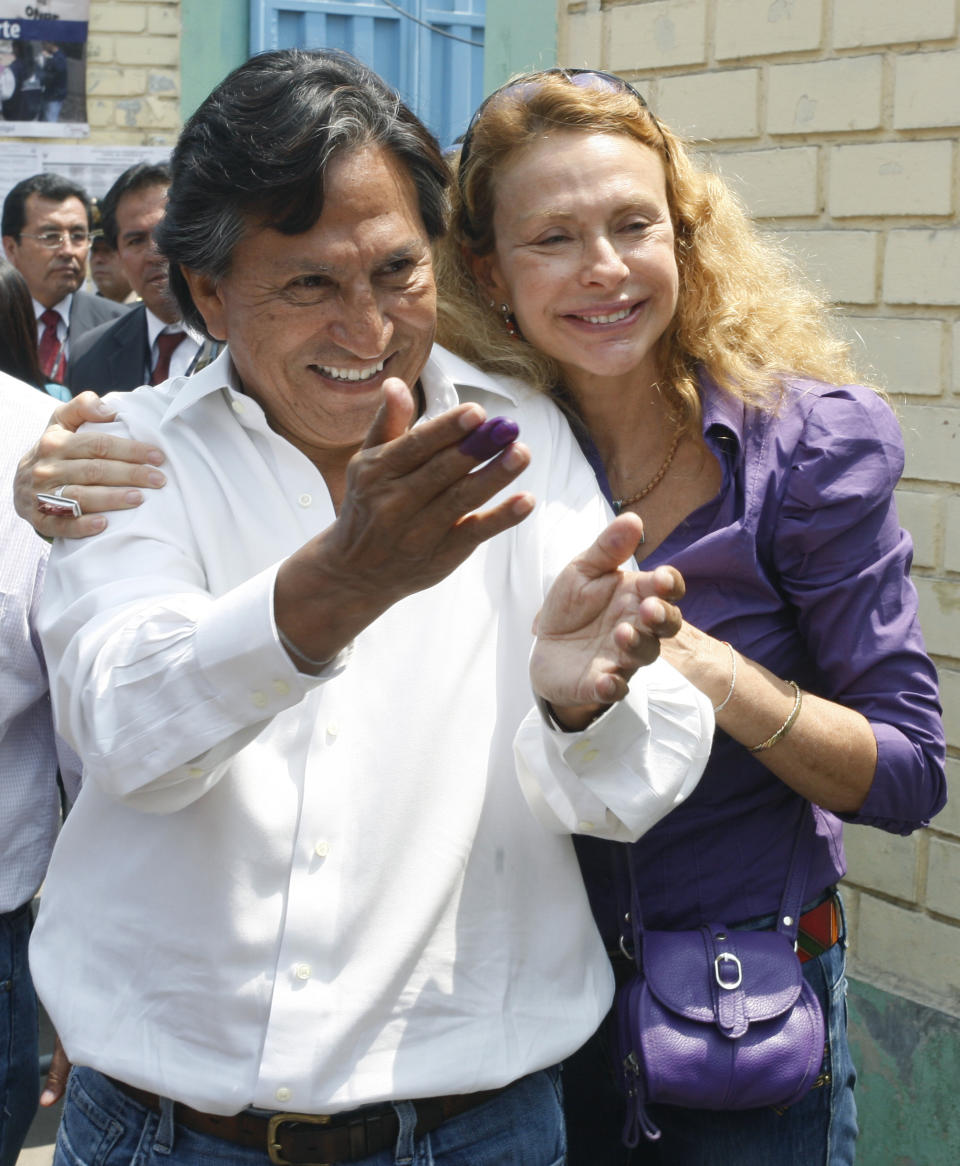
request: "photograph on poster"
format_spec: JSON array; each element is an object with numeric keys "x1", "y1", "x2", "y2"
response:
[{"x1": 0, "y1": 1, "x2": 89, "y2": 135}]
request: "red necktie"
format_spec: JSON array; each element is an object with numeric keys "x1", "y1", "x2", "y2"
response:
[
  {"x1": 151, "y1": 330, "x2": 186, "y2": 385},
  {"x1": 38, "y1": 308, "x2": 66, "y2": 381}
]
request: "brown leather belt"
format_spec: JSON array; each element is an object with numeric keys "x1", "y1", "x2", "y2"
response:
[{"x1": 107, "y1": 1076, "x2": 507, "y2": 1165}]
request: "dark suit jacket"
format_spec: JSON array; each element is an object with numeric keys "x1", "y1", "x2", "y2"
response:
[
  {"x1": 69, "y1": 303, "x2": 149, "y2": 396},
  {"x1": 68, "y1": 305, "x2": 221, "y2": 396},
  {"x1": 67, "y1": 289, "x2": 128, "y2": 352}
]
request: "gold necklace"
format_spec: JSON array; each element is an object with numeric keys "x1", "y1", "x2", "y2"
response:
[{"x1": 611, "y1": 429, "x2": 682, "y2": 524}]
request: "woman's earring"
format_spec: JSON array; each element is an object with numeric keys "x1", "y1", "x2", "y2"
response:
[{"x1": 499, "y1": 303, "x2": 520, "y2": 338}]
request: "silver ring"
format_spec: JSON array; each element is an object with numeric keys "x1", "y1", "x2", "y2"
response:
[{"x1": 35, "y1": 486, "x2": 83, "y2": 519}]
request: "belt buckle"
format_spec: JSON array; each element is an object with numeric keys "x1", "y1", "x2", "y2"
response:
[{"x1": 267, "y1": 1112, "x2": 332, "y2": 1166}]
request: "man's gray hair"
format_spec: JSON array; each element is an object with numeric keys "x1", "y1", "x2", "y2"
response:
[{"x1": 156, "y1": 49, "x2": 450, "y2": 338}]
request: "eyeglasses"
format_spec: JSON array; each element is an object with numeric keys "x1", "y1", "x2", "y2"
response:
[
  {"x1": 458, "y1": 68, "x2": 664, "y2": 176},
  {"x1": 19, "y1": 229, "x2": 91, "y2": 250}
]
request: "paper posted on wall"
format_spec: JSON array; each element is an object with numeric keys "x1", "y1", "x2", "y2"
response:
[{"x1": 1, "y1": 1, "x2": 91, "y2": 137}]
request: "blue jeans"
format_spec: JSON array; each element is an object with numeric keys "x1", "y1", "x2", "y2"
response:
[
  {"x1": 55, "y1": 1064, "x2": 566, "y2": 1166},
  {"x1": 0, "y1": 903, "x2": 40, "y2": 1166},
  {"x1": 564, "y1": 910, "x2": 858, "y2": 1165}
]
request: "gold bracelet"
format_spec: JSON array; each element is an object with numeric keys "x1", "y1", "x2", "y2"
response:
[
  {"x1": 713, "y1": 641, "x2": 737, "y2": 713},
  {"x1": 748, "y1": 681, "x2": 802, "y2": 753}
]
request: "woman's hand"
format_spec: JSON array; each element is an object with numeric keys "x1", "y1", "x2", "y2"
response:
[
  {"x1": 531, "y1": 514, "x2": 684, "y2": 729},
  {"x1": 661, "y1": 623, "x2": 877, "y2": 813},
  {"x1": 15, "y1": 392, "x2": 167, "y2": 539}
]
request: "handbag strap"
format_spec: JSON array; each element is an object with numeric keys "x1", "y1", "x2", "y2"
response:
[{"x1": 618, "y1": 800, "x2": 818, "y2": 967}]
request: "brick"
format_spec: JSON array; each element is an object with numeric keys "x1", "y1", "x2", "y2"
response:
[
  {"x1": 658, "y1": 70, "x2": 759, "y2": 141},
  {"x1": 893, "y1": 490, "x2": 939, "y2": 568},
  {"x1": 841, "y1": 885, "x2": 861, "y2": 955},
  {"x1": 147, "y1": 71, "x2": 180, "y2": 97},
  {"x1": 844, "y1": 824, "x2": 919, "y2": 902},
  {"x1": 768, "y1": 57, "x2": 883, "y2": 135},
  {"x1": 86, "y1": 37, "x2": 113, "y2": 63},
  {"x1": 900, "y1": 405, "x2": 960, "y2": 482},
  {"x1": 560, "y1": 11, "x2": 603, "y2": 66},
  {"x1": 609, "y1": 1, "x2": 707, "y2": 72},
  {"x1": 114, "y1": 97, "x2": 181, "y2": 131},
  {"x1": 778, "y1": 229, "x2": 877, "y2": 304},
  {"x1": 944, "y1": 497, "x2": 960, "y2": 574},
  {"x1": 914, "y1": 575, "x2": 960, "y2": 659},
  {"x1": 86, "y1": 100, "x2": 115, "y2": 130},
  {"x1": 828, "y1": 141, "x2": 953, "y2": 218},
  {"x1": 715, "y1": 0, "x2": 822, "y2": 61},
  {"x1": 955, "y1": 323, "x2": 960, "y2": 395},
  {"x1": 834, "y1": 0, "x2": 956, "y2": 49},
  {"x1": 927, "y1": 837, "x2": 960, "y2": 920},
  {"x1": 86, "y1": 67, "x2": 148, "y2": 99},
  {"x1": 710, "y1": 146, "x2": 818, "y2": 217},
  {"x1": 90, "y1": 2, "x2": 146, "y2": 33},
  {"x1": 841, "y1": 316, "x2": 943, "y2": 397},
  {"x1": 940, "y1": 667, "x2": 960, "y2": 751},
  {"x1": 884, "y1": 230, "x2": 960, "y2": 306},
  {"x1": 850, "y1": 895, "x2": 960, "y2": 1011},
  {"x1": 932, "y1": 758, "x2": 960, "y2": 838},
  {"x1": 895, "y1": 51, "x2": 960, "y2": 130},
  {"x1": 114, "y1": 35, "x2": 180, "y2": 68},
  {"x1": 147, "y1": 6, "x2": 181, "y2": 36}
]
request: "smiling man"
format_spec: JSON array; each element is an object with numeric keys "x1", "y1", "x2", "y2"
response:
[
  {"x1": 69, "y1": 164, "x2": 209, "y2": 395},
  {"x1": 29, "y1": 49, "x2": 712, "y2": 1166},
  {"x1": 1, "y1": 174, "x2": 126, "y2": 385}
]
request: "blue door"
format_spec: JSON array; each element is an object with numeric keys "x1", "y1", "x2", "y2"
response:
[{"x1": 250, "y1": 0, "x2": 485, "y2": 146}]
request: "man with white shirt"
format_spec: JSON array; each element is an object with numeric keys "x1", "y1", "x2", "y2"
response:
[
  {"x1": 0, "y1": 369, "x2": 80, "y2": 1166},
  {"x1": 1, "y1": 174, "x2": 127, "y2": 387},
  {"x1": 30, "y1": 49, "x2": 712, "y2": 1166},
  {"x1": 69, "y1": 164, "x2": 211, "y2": 394}
]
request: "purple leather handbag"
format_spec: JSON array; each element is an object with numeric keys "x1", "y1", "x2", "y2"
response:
[{"x1": 614, "y1": 806, "x2": 826, "y2": 1145}]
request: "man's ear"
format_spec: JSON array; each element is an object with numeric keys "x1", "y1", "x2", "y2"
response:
[
  {"x1": 2, "y1": 236, "x2": 19, "y2": 265},
  {"x1": 181, "y1": 267, "x2": 228, "y2": 342}
]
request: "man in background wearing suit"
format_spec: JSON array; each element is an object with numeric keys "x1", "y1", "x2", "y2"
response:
[
  {"x1": 1, "y1": 174, "x2": 127, "y2": 388},
  {"x1": 69, "y1": 164, "x2": 210, "y2": 396}
]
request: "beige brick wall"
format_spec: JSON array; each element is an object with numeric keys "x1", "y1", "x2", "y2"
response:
[
  {"x1": 558, "y1": 0, "x2": 960, "y2": 1019},
  {"x1": 48, "y1": 0, "x2": 181, "y2": 146}
]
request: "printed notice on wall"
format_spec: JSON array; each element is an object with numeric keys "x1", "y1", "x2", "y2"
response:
[
  {"x1": 0, "y1": 142, "x2": 171, "y2": 208},
  {"x1": 0, "y1": 1, "x2": 90, "y2": 136}
]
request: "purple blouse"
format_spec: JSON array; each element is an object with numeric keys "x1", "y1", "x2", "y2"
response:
[{"x1": 573, "y1": 372, "x2": 946, "y2": 939}]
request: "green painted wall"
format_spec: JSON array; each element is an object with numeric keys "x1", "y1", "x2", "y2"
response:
[
  {"x1": 847, "y1": 978, "x2": 960, "y2": 1163},
  {"x1": 484, "y1": 0, "x2": 557, "y2": 95},
  {"x1": 180, "y1": 0, "x2": 250, "y2": 121}
]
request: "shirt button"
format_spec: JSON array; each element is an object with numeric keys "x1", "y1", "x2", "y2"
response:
[
  {"x1": 275, "y1": 1086, "x2": 291, "y2": 1102},
  {"x1": 314, "y1": 839, "x2": 330, "y2": 858},
  {"x1": 298, "y1": 493, "x2": 312, "y2": 508},
  {"x1": 583, "y1": 749, "x2": 600, "y2": 763},
  {"x1": 188, "y1": 766, "x2": 205, "y2": 777},
  {"x1": 577, "y1": 820, "x2": 596, "y2": 832},
  {"x1": 326, "y1": 721, "x2": 339, "y2": 738},
  {"x1": 251, "y1": 691, "x2": 268, "y2": 709},
  {"x1": 272, "y1": 679, "x2": 290, "y2": 697},
  {"x1": 294, "y1": 963, "x2": 312, "y2": 981},
  {"x1": 231, "y1": 399, "x2": 245, "y2": 414}
]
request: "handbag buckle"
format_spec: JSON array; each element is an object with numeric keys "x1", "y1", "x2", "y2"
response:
[{"x1": 714, "y1": 951, "x2": 742, "y2": 990}]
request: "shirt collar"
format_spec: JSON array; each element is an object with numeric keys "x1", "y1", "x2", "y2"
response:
[
  {"x1": 33, "y1": 292, "x2": 72, "y2": 323},
  {"x1": 697, "y1": 367, "x2": 746, "y2": 453},
  {"x1": 160, "y1": 342, "x2": 520, "y2": 427}
]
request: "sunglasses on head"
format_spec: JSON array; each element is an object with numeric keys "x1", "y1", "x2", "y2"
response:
[{"x1": 457, "y1": 67, "x2": 664, "y2": 175}]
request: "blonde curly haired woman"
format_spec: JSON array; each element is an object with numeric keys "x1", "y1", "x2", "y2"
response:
[{"x1": 437, "y1": 68, "x2": 944, "y2": 1165}]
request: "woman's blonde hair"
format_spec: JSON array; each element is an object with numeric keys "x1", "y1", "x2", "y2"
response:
[{"x1": 436, "y1": 72, "x2": 864, "y2": 432}]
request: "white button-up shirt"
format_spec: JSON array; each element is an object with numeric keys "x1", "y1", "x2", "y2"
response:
[{"x1": 33, "y1": 346, "x2": 711, "y2": 1115}]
